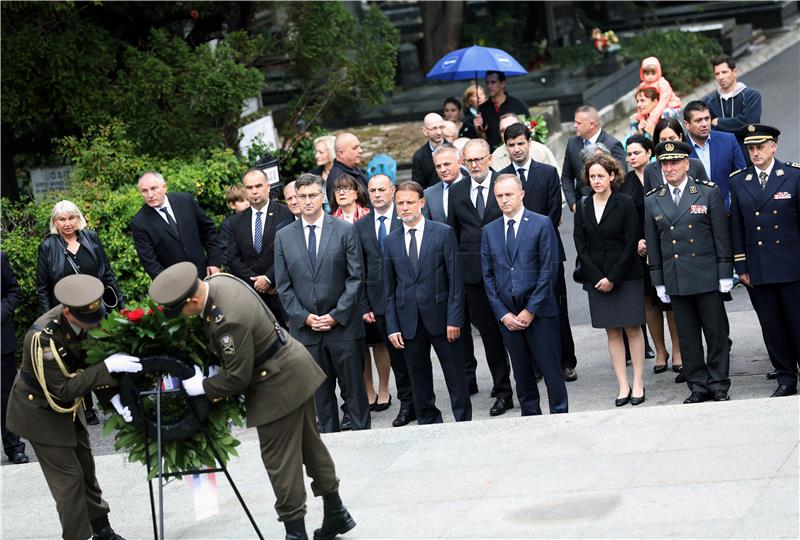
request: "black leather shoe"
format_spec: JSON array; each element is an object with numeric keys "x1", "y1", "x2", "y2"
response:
[
  {"x1": 712, "y1": 390, "x2": 729, "y2": 401},
  {"x1": 489, "y1": 398, "x2": 514, "y2": 416},
  {"x1": 675, "y1": 370, "x2": 687, "y2": 384},
  {"x1": 683, "y1": 391, "x2": 708, "y2": 404},
  {"x1": 340, "y1": 413, "x2": 352, "y2": 431},
  {"x1": 91, "y1": 525, "x2": 124, "y2": 540},
  {"x1": 770, "y1": 384, "x2": 797, "y2": 397},
  {"x1": 562, "y1": 368, "x2": 577, "y2": 382},
  {"x1": 392, "y1": 408, "x2": 416, "y2": 427},
  {"x1": 9, "y1": 452, "x2": 29, "y2": 464},
  {"x1": 631, "y1": 388, "x2": 646, "y2": 406},
  {"x1": 285, "y1": 518, "x2": 308, "y2": 540},
  {"x1": 314, "y1": 492, "x2": 356, "y2": 540},
  {"x1": 468, "y1": 383, "x2": 479, "y2": 395},
  {"x1": 85, "y1": 408, "x2": 100, "y2": 426},
  {"x1": 615, "y1": 388, "x2": 631, "y2": 407},
  {"x1": 373, "y1": 395, "x2": 392, "y2": 412},
  {"x1": 766, "y1": 369, "x2": 779, "y2": 380}
]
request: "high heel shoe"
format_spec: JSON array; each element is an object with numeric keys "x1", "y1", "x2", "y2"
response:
[
  {"x1": 615, "y1": 388, "x2": 632, "y2": 407},
  {"x1": 653, "y1": 352, "x2": 670, "y2": 373},
  {"x1": 368, "y1": 397, "x2": 378, "y2": 412},
  {"x1": 373, "y1": 394, "x2": 392, "y2": 412},
  {"x1": 631, "y1": 388, "x2": 646, "y2": 406},
  {"x1": 672, "y1": 361, "x2": 683, "y2": 373}
]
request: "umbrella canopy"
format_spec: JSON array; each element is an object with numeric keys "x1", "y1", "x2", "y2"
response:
[{"x1": 426, "y1": 45, "x2": 527, "y2": 81}]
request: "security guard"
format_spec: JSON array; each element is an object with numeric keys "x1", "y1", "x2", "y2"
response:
[
  {"x1": 148, "y1": 262, "x2": 355, "y2": 540},
  {"x1": 644, "y1": 141, "x2": 734, "y2": 403},
  {"x1": 729, "y1": 124, "x2": 800, "y2": 397},
  {"x1": 5, "y1": 274, "x2": 141, "y2": 540}
]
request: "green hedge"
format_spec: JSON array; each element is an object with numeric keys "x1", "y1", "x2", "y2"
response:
[{"x1": 1, "y1": 124, "x2": 257, "y2": 352}]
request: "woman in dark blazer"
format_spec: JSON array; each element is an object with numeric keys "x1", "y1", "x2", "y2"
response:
[
  {"x1": 36, "y1": 200, "x2": 124, "y2": 424},
  {"x1": 574, "y1": 155, "x2": 646, "y2": 406}
]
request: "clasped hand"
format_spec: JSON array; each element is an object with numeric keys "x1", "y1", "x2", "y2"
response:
[{"x1": 306, "y1": 313, "x2": 336, "y2": 332}]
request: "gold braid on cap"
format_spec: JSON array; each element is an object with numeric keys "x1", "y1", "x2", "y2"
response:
[{"x1": 30, "y1": 331, "x2": 82, "y2": 421}]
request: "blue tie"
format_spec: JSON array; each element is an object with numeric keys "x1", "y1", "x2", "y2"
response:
[
  {"x1": 307, "y1": 225, "x2": 317, "y2": 269},
  {"x1": 377, "y1": 216, "x2": 387, "y2": 253},
  {"x1": 583, "y1": 139, "x2": 590, "y2": 147},
  {"x1": 254, "y1": 210, "x2": 263, "y2": 253},
  {"x1": 506, "y1": 219, "x2": 516, "y2": 261}
]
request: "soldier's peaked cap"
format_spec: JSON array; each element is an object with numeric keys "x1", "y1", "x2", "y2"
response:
[
  {"x1": 54, "y1": 274, "x2": 106, "y2": 324},
  {"x1": 148, "y1": 262, "x2": 200, "y2": 319}
]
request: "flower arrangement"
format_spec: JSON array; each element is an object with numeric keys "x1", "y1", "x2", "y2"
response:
[
  {"x1": 84, "y1": 301, "x2": 244, "y2": 479},
  {"x1": 519, "y1": 113, "x2": 549, "y2": 144},
  {"x1": 591, "y1": 28, "x2": 620, "y2": 53}
]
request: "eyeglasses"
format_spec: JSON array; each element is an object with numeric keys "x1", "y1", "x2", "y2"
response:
[
  {"x1": 335, "y1": 187, "x2": 354, "y2": 194},
  {"x1": 464, "y1": 155, "x2": 489, "y2": 166},
  {"x1": 297, "y1": 192, "x2": 322, "y2": 201}
]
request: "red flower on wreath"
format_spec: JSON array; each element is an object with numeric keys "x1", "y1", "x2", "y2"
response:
[
  {"x1": 529, "y1": 120, "x2": 538, "y2": 129},
  {"x1": 126, "y1": 308, "x2": 145, "y2": 322}
]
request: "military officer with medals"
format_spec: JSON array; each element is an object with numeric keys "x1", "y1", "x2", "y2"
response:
[
  {"x1": 644, "y1": 141, "x2": 734, "y2": 404},
  {"x1": 6, "y1": 274, "x2": 142, "y2": 540},
  {"x1": 729, "y1": 124, "x2": 800, "y2": 397},
  {"x1": 149, "y1": 262, "x2": 355, "y2": 540}
]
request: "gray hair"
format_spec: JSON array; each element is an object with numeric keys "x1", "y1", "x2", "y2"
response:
[
  {"x1": 314, "y1": 135, "x2": 336, "y2": 165},
  {"x1": 295, "y1": 173, "x2": 324, "y2": 191},
  {"x1": 432, "y1": 143, "x2": 460, "y2": 160},
  {"x1": 575, "y1": 105, "x2": 600, "y2": 124},
  {"x1": 283, "y1": 180, "x2": 296, "y2": 195},
  {"x1": 579, "y1": 142, "x2": 611, "y2": 165},
  {"x1": 463, "y1": 138, "x2": 490, "y2": 155},
  {"x1": 138, "y1": 171, "x2": 166, "y2": 187},
  {"x1": 50, "y1": 200, "x2": 87, "y2": 235}
]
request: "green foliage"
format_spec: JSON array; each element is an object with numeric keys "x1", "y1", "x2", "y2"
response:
[
  {"x1": 620, "y1": 30, "x2": 722, "y2": 95},
  {"x1": 546, "y1": 45, "x2": 603, "y2": 69}
]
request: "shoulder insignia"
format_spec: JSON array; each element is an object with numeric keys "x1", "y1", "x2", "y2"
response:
[
  {"x1": 729, "y1": 168, "x2": 745, "y2": 178},
  {"x1": 211, "y1": 305, "x2": 225, "y2": 324},
  {"x1": 787, "y1": 162, "x2": 800, "y2": 169},
  {"x1": 645, "y1": 186, "x2": 661, "y2": 197},
  {"x1": 220, "y1": 334, "x2": 235, "y2": 355},
  {"x1": 697, "y1": 180, "x2": 715, "y2": 187}
]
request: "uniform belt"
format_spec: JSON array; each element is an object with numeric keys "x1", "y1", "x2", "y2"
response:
[
  {"x1": 18, "y1": 369, "x2": 74, "y2": 409},
  {"x1": 252, "y1": 338, "x2": 284, "y2": 372}
]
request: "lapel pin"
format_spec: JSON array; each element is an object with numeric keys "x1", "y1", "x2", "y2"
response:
[{"x1": 689, "y1": 185, "x2": 697, "y2": 194}]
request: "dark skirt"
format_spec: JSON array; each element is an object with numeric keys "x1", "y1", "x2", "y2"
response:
[
  {"x1": 587, "y1": 277, "x2": 646, "y2": 329},
  {"x1": 364, "y1": 321, "x2": 383, "y2": 346}
]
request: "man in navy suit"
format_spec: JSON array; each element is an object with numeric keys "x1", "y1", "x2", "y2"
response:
[
  {"x1": 499, "y1": 122, "x2": 578, "y2": 381},
  {"x1": 481, "y1": 174, "x2": 568, "y2": 415},
  {"x1": 384, "y1": 181, "x2": 472, "y2": 424},
  {"x1": 355, "y1": 174, "x2": 416, "y2": 427},
  {"x1": 683, "y1": 100, "x2": 746, "y2": 210},
  {"x1": 131, "y1": 171, "x2": 223, "y2": 279}
]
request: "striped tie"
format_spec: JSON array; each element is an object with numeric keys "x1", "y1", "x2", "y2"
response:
[{"x1": 254, "y1": 211, "x2": 263, "y2": 253}]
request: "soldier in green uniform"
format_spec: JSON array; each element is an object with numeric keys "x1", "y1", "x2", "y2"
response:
[
  {"x1": 148, "y1": 262, "x2": 356, "y2": 540},
  {"x1": 6, "y1": 274, "x2": 142, "y2": 540},
  {"x1": 644, "y1": 141, "x2": 734, "y2": 404}
]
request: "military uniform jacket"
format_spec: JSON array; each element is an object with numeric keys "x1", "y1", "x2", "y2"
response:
[
  {"x1": 644, "y1": 177, "x2": 733, "y2": 296},
  {"x1": 200, "y1": 274, "x2": 326, "y2": 428},
  {"x1": 6, "y1": 306, "x2": 117, "y2": 447},
  {"x1": 729, "y1": 160, "x2": 800, "y2": 286}
]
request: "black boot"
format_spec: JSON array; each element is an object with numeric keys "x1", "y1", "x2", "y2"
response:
[
  {"x1": 90, "y1": 516, "x2": 125, "y2": 540},
  {"x1": 313, "y1": 492, "x2": 356, "y2": 540},
  {"x1": 285, "y1": 518, "x2": 309, "y2": 540}
]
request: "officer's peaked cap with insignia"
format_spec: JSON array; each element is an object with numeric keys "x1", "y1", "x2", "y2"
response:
[
  {"x1": 54, "y1": 274, "x2": 106, "y2": 324},
  {"x1": 148, "y1": 262, "x2": 200, "y2": 319},
  {"x1": 743, "y1": 124, "x2": 780, "y2": 145},
  {"x1": 655, "y1": 140, "x2": 692, "y2": 162}
]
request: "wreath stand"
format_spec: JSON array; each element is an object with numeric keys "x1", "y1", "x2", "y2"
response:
[{"x1": 127, "y1": 357, "x2": 264, "y2": 540}]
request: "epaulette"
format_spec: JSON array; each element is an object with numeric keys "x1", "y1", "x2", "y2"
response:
[
  {"x1": 787, "y1": 162, "x2": 800, "y2": 169},
  {"x1": 729, "y1": 168, "x2": 745, "y2": 178},
  {"x1": 645, "y1": 186, "x2": 661, "y2": 197},
  {"x1": 697, "y1": 179, "x2": 716, "y2": 187}
]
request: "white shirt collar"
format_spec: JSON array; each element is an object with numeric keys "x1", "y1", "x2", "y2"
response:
[
  {"x1": 302, "y1": 213, "x2": 325, "y2": 230},
  {"x1": 251, "y1": 200, "x2": 269, "y2": 215},
  {"x1": 586, "y1": 130, "x2": 601, "y2": 145},
  {"x1": 503, "y1": 207, "x2": 525, "y2": 228},
  {"x1": 403, "y1": 216, "x2": 425, "y2": 236},
  {"x1": 375, "y1": 204, "x2": 393, "y2": 219},
  {"x1": 755, "y1": 159, "x2": 775, "y2": 179},
  {"x1": 512, "y1": 157, "x2": 532, "y2": 172},
  {"x1": 670, "y1": 177, "x2": 690, "y2": 195}
]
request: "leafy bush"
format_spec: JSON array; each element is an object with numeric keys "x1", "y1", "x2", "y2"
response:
[{"x1": 620, "y1": 30, "x2": 722, "y2": 95}]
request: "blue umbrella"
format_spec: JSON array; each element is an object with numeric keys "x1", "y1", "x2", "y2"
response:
[{"x1": 426, "y1": 45, "x2": 527, "y2": 81}]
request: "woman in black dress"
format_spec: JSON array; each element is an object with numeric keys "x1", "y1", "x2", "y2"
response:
[{"x1": 574, "y1": 155, "x2": 647, "y2": 406}]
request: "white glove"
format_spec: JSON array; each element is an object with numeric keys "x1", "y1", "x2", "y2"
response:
[
  {"x1": 655, "y1": 285, "x2": 671, "y2": 304},
  {"x1": 181, "y1": 365, "x2": 206, "y2": 396},
  {"x1": 104, "y1": 353, "x2": 142, "y2": 374},
  {"x1": 110, "y1": 394, "x2": 132, "y2": 423},
  {"x1": 718, "y1": 278, "x2": 733, "y2": 294},
  {"x1": 208, "y1": 365, "x2": 220, "y2": 378}
]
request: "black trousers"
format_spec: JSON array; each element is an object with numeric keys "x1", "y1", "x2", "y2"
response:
[
  {"x1": 403, "y1": 318, "x2": 472, "y2": 424},
  {"x1": 671, "y1": 291, "x2": 731, "y2": 395},
  {"x1": 1, "y1": 351, "x2": 24, "y2": 457},
  {"x1": 555, "y1": 262, "x2": 578, "y2": 369},
  {"x1": 306, "y1": 337, "x2": 370, "y2": 433},
  {"x1": 499, "y1": 315, "x2": 568, "y2": 415},
  {"x1": 747, "y1": 280, "x2": 800, "y2": 386},
  {"x1": 460, "y1": 299, "x2": 480, "y2": 389},
  {"x1": 464, "y1": 283, "x2": 513, "y2": 401},
  {"x1": 374, "y1": 314, "x2": 415, "y2": 412}
]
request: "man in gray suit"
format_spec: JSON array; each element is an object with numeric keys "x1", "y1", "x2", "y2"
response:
[
  {"x1": 423, "y1": 145, "x2": 466, "y2": 223},
  {"x1": 275, "y1": 173, "x2": 370, "y2": 433}
]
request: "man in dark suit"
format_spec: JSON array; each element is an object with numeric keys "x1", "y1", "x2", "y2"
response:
[
  {"x1": 499, "y1": 123, "x2": 578, "y2": 381},
  {"x1": 384, "y1": 181, "x2": 471, "y2": 424},
  {"x1": 1, "y1": 252, "x2": 27, "y2": 464},
  {"x1": 481, "y1": 174, "x2": 568, "y2": 415},
  {"x1": 644, "y1": 141, "x2": 733, "y2": 404},
  {"x1": 227, "y1": 169, "x2": 293, "y2": 324},
  {"x1": 411, "y1": 113, "x2": 446, "y2": 188},
  {"x1": 274, "y1": 173, "x2": 370, "y2": 433},
  {"x1": 131, "y1": 171, "x2": 223, "y2": 279},
  {"x1": 561, "y1": 105, "x2": 626, "y2": 212},
  {"x1": 448, "y1": 139, "x2": 515, "y2": 415},
  {"x1": 326, "y1": 133, "x2": 368, "y2": 202},
  {"x1": 683, "y1": 100, "x2": 746, "y2": 210},
  {"x1": 354, "y1": 174, "x2": 416, "y2": 427},
  {"x1": 729, "y1": 125, "x2": 800, "y2": 397}
]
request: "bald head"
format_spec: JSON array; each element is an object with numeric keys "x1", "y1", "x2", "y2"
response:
[
  {"x1": 334, "y1": 133, "x2": 362, "y2": 168},
  {"x1": 423, "y1": 113, "x2": 445, "y2": 146}
]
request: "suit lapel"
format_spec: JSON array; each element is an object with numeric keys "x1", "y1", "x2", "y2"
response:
[
  {"x1": 654, "y1": 186, "x2": 675, "y2": 222},
  {"x1": 673, "y1": 178, "x2": 700, "y2": 222},
  {"x1": 146, "y1": 205, "x2": 180, "y2": 240},
  {"x1": 741, "y1": 167, "x2": 763, "y2": 204},
  {"x1": 758, "y1": 167, "x2": 787, "y2": 209},
  {"x1": 414, "y1": 223, "x2": 432, "y2": 279},
  {"x1": 314, "y1": 216, "x2": 335, "y2": 277},
  {"x1": 238, "y1": 208, "x2": 256, "y2": 255},
  {"x1": 598, "y1": 193, "x2": 618, "y2": 226},
  {"x1": 389, "y1": 208, "x2": 403, "y2": 232},
  {"x1": 483, "y1": 175, "x2": 499, "y2": 224},
  {"x1": 293, "y1": 220, "x2": 314, "y2": 274},
  {"x1": 509, "y1": 212, "x2": 528, "y2": 263}
]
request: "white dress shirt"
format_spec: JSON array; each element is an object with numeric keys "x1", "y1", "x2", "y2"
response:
[
  {"x1": 670, "y1": 177, "x2": 690, "y2": 205},
  {"x1": 470, "y1": 178, "x2": 490, "y2": 208},
  {"x1": 302, "y1": 213, "x2": 325, "y2": 256},
  {"x1": 754, "y1": 158, "x2": 775, "y2": 183},
  {"x1": 512, "y1": 157, "x2": 532, "y2": 182},
  {"x1": 373, "y1": 204, "x2": 394, "y2": 239},
  {"x1": 156, "y1": 195, "x2": 177, "y2": 224},
  {"x1": 250, "y1": 200, "x2": 270, "y2": 242},
  {"x1": 403, "y1": 217, "x2": 426, "y2": 256},
  {"x1": 503, "y1": 208, "x2": 524, "y2": 237}
]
